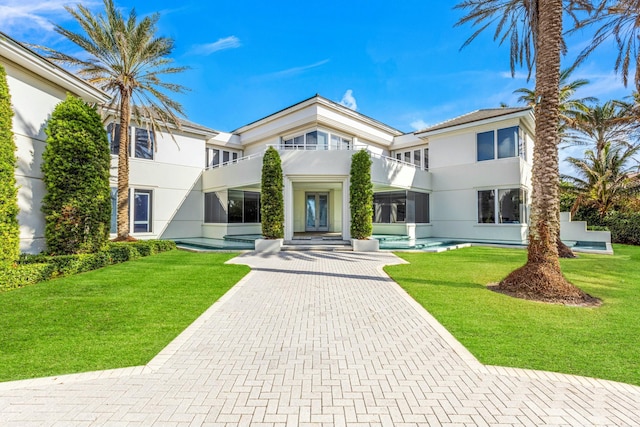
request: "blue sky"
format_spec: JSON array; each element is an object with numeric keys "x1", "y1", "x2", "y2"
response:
[{"x1": 0, "y1": 0, "x2": 632, "y2": 134}]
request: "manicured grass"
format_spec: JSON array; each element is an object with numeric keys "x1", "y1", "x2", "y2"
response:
[
  {"x1": 385, "y1": 244, "x2": 640, "y2": 386},
  {"x1": 0, "y1": 250, "x2": 249, "y2": 382}
]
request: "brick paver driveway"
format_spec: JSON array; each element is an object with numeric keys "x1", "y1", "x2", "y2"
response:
[{"x1": 1, "y1": 251, "x2": 639, "y2": 426}]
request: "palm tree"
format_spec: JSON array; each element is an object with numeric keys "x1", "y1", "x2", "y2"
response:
[
  {"x1": 43, "y1": 0, "x2": 189, "y2": 240},
  {"x1": 456, "y1": 0, "x2": 594, "y2": 303},
  {"x1": 566, "y1": 101, "x2": 634, "y2": 154},
  {"x1": 563, "y1": 142, "x2": 640, "y2": 217},
  {"x1": 574, "y1": 0, "x2": 640, "y2": 94},
  {"x1": 514, "y1": 68, "x2": 596, "y2": 132}
]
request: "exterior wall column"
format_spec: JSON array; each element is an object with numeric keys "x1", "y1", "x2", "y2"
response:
[{"x1": 284, "y1": 176, "x2": 294, "y2": 240}]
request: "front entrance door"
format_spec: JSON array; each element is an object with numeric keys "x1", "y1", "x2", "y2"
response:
[{"x1": 306, "y1": 192, "x2": 329, "y2": 231}]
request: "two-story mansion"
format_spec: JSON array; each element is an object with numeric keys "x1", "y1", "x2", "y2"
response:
[{"x1": 3, "y1": 31, "x2": 549, "y2": 252}]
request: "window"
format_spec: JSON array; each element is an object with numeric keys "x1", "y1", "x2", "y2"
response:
[
  {"x1": 411, "y1": 191, "x2": 430, "y2": 223},
  {"x1": 223, "y1": 151, "x2": 230, "y2": 164},
  {"x1": 396, "y1": 153, "x2": 402, "y2": 161},
  {"x1": 499, "y1": 188, "x2": 526, "y2": 223},
  {"x1": 374, "y1": 191, "x2": 429, "y2": 224},
  {"x1": 477, "y1": 131, "x2": 495, "y2": 161},
  {"x1": 413, "y1": 150, "x2": 421, "y2": 167},
  {"x1": 204, "y1": 192, "x2": 227, "y2": 223},
  {"x1": 110, "y1": 187, "x2": 117, "y2": 233},
  {"x1": 228, "y1": 190, "x2": 244, "y2": 223},
  {"x1": 477, "y1": 190, "x2": 495, "y2": 223},
  {"x1": 424, "y1": 148, "x2": 429, "y2": 171},
  {"x1": 206, "y1": 190, "x2": 260, "y2": 224},
  {"x1": 497, "y1": 126, "x2": 518, "y2": 159},
  {"x1": 404, "y1": 152, "x2": 411, "y2": 163},
  {"x1": 478, "y1": 188, "x2": 528, "y2": 224},
  {"x1": 133, "y1": 189, "x2": 152, "y2": 232},
  {"x1": 232, "y1": 152, "x2": 238, "y2": 163},
  {"x1": 134, "y1": 128, "x2": 154, "y2": 159},
  {"x1": 284, "y1": 130, "x2": 350, "y2": 150},
  {"x1": 206, "y1": 148, "x2": 220, "y2": 168},
  {"x1": 107, "y1": 123, "x2": 121, "y2": 155},
  {"x1": 477, "y1": 126, "x2": 521, "y2": 161}
]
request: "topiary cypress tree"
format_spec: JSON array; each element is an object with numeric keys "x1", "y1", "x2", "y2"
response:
[
  {"x1": 350, "y1": 149, "x2": 373, "y2": 239},
  {"x1": 42, "y1": 95, "x2": 111, "y2": 254},
  {"x1": 0, "y1": 64, "x2": 20, "y2": 264},
  {"x1": 260, "y1": 146, "x2": 284, "y2": 239}
]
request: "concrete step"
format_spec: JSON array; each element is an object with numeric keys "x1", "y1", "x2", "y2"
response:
[{"x1": 282, "y1": 240, "x2": 353, "y2": 251}]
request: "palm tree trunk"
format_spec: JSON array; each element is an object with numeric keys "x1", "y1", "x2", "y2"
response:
[
  {"x1": 116, "y1": 92, "x2": 131, "y2": 240},
  {"x1": 497, "y1": 0, "x2": 589, "y2": 303}
]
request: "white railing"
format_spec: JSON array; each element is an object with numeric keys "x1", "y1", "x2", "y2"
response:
[
  {"x1": 205, "y1": 145, "x2": 424, "y2": 171},
  {"x1": 205, "y1": 152, "x2": 263, "y2": 170}
]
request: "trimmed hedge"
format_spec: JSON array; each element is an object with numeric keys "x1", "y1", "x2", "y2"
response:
[
  {"x1": 0, "y1": 64, "x2": 20, "y2": 264},
  {"x1": 1, "y1": 240, "x2": 176, "y2": 292},
  {"x1": 260, "y1": 146, "x2": 284, "y2": 239},
  {"x1": 42, "y1": 95, "x2": 111, "y2": 255},
  {"x1": 350, "y1": 150, "x2": 373, "y2": 239}
]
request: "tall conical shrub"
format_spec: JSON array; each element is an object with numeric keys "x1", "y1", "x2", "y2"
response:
[
  {"x1": 42, "y1": 95, "x2": 111, "y2": 254},
  {"x1": 260, "y1": 146, "x2": 284, "y2": 239},
  {"x1": 0, "y1": 64, "x2": 20, "y2": 264},
  {"x1": 350, "y1": 149, "x2": 373, "y2": 239}
]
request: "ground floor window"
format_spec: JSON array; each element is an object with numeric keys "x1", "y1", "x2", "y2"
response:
[
  {"x1": 373, "y1": 190, "x2": 429, "y2": 224},
  {"x1": 477, "y1": 188, "x2": 527, "y2": 224},
  {"x1": 205, "y1": 190, "x2": 261, "y2": 224},
  {"x1": 133, "y1": 189, "x2": 153, "y2": 232},
  {"x1": 110, "y1": 187, "x2": 117, "y2": 233}
]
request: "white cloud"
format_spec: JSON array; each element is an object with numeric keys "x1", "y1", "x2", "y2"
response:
[
  {"x1": 499, "y1": 70, "x2": 532, "y2": 80},
  {"x1": 0, "y1": 0, "x2": 92, "y2": 34},
  {"x1": 410, "y1": 119, "x2": 429, "y2": 131},
  {"x1": 339, "y1": 89, "x2": 357, "y2": 111},
  {"x1": 190, "y1": 36, "x2": 241, "y2": 55}
]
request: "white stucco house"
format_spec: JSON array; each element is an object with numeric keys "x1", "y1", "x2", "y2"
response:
[{"x1": 1, "y1": 32, "x2": 610, "y2": 253}]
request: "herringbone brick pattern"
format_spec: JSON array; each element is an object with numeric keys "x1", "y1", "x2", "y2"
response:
[{"x1": 1, "y1": 251, "x2": 638, "y2": 426}]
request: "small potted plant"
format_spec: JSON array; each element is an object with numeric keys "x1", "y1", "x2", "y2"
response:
[
  {"x1": 350, "y1": 149, "x2": 379, "y2": 251},
  {"x1": 256, "y1": 146, "x2": 284, "y2": 252}
]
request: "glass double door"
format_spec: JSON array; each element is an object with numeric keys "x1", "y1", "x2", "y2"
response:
[{"x1": 306, "y1": 192, "x2": 329, "y2": 231}]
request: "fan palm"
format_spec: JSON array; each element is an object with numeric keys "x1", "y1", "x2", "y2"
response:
[
  {"x1": 563, "y1": 142, "x2": 640, "y2": 217},
  {"x1": 43, "y1": 0, "x2": 189, "y2": 239},
  {"x1": 456, "y1": 0, "x2": 594, "y2": 303}
]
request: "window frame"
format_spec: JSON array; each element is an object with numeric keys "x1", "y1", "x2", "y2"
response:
[
  {"x1": 477, "y1": 187, "x2": 528, "y2": 225},
  {"x1": 132, "y1": 189, "x2": 153, "y2": 233}
]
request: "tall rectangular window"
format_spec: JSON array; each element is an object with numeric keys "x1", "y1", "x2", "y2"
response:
[
  {"x1": 133, "y1": 189, "x2": 152, "y2": 232},
  {"x1": 306, "y1": 131, "x2": 318, "y2": 149},
  {"x1": 412, "y1": 191, "x2": 430, "y2": 223},
  {"x1": 413, "y1": 150, "x2": 421, "y2": 167},
  {"x1": 232, "y1": 152, "x2": 238, "y2": 163},
  {"x1": 228, "y1": 190, "x2": 244, "y2": 223},
  {"x1": 404, "y1": 152, "x2": 411, "y2": 163},
  {"x1": 110, "y1": 187, "x2": 117, "y2": 233},
  {"x1": 107, "y1": 123, "x2": 121, "y2": 155},
  {"x1": 396, "y1": 153, "x2": 402, "y2": 161},
  {"x1": 497, "y1": 126, "x2": 518, "y2": 159},
  {"x1": 204, "y1": 192, "x2": 227, "y2": 223},
  {"x1": 244, "y1": 192, "x2": 261, "y2": 223},
  {"x1": 134, "y1": 128, "x2": 154, "y2": 159},
  {"x1": 424, "y1": 148, "x2": 429, "y2": 171},
  {"x1": 222, "y1": 151, "x2": 230, "y2": 164},
  {"x1": 477, "y1": 131, "x2": 495, "y2": 161},
  {"x1": 206, "y1": 148, "x2": 220, "y2": 168},
  {"x1": 477, "y1": 190, "x2": 495, "y2": 223}
]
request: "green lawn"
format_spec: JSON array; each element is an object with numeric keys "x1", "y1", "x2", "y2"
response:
[
  {"x1": 385, "y1": 244, "x2": 640, "y2": 386},
  {"x1": 0, "y1": 250, "x2": 249, "y2": 382}
]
